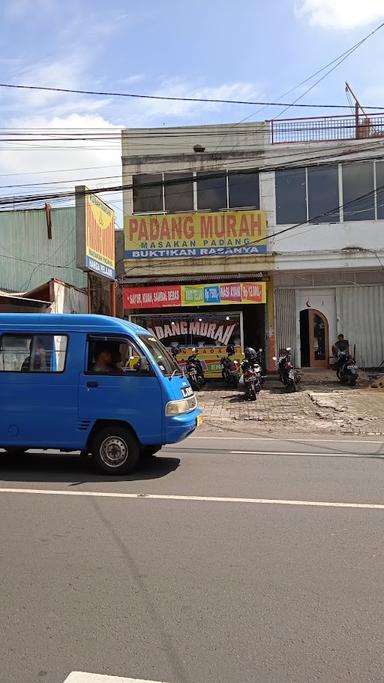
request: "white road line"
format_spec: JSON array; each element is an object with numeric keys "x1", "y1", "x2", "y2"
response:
[
  {"x1": 64, "y1": 673, "x2": 166, "y2": 683},
  {"x1": 230, "y1": 450, "x2": 380, "y2": 458},
  {"x1": 1, "y1": 487, "x2": 384, "y2": 510},
  {"x1": 190, "y1": 436, "x2": 383, "y2": 444}
]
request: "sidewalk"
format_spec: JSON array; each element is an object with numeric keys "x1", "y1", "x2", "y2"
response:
[{"x1": 197, "y1": 375, "x2": 384, "y2": 436}]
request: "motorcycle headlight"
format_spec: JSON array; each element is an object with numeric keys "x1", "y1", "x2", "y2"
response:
[{"x1": 165, "y1": 396, "x2": 197, "y2": 415}]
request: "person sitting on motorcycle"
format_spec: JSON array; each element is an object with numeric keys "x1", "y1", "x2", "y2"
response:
[
  {"x1": 244, "y1": 347, "x2": 258, "y2": 362},
  {"x1": 332, "y1": 334, "x2": 350, "y2": 357}
]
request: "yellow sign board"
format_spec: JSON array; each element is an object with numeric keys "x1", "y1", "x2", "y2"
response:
[{"x1": 124, "y1": 210, "x2": 267, "y2": 259}]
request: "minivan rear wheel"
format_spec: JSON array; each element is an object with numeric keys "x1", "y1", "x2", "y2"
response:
[{"x1": 91, "y1": 425, "x2": 140, "y2": 475}]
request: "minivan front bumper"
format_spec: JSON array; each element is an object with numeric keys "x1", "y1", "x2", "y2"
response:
[{"x1": 164, "y1": 408, "x2": 202, "y2": 444}]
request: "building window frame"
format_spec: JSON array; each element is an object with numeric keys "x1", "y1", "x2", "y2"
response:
[{"x1": 132, "y1": 169, "x2": 261, "y2": 214}]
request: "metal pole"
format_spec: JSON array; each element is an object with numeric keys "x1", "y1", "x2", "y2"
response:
[{"x1": 110, "y1": 280, "x2": 116, "y2": 317}]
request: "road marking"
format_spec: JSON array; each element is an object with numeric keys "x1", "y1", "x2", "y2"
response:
[
  {"x1": 229, "y1": 450, "x2": 381, "y2": 458},
  {"x1": 190, "y1": 436, "x2": 383, "y2": 444},
  {"x1": 1, "y1": 487, "x2": 384, "y2": 510},
  {"x1": 64, "y1": 674, "x2": 166, "y2": 683}
]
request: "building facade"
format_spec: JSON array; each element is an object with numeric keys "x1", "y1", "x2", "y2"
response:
[{"x1": 121, "y1": 115, "x2": 384, "y2": 369}]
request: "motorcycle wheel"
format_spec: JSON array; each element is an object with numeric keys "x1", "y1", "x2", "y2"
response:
[
  {"x1": 249, "y1": 386, "x2": 257, "y2": 401},
  {"x1": 287, "y1": 381, "x2": 297, "y2": 393},
  {"x1": 189, "y1": 377, "x2": 199, "y2": 391},
  {"x1": 348, "y1": 375, "x2": 357, "y2": 387}
]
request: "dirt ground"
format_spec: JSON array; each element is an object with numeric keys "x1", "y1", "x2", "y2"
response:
[{"x1": 197, "y1": 373, "x2": 384, "y2": 436}]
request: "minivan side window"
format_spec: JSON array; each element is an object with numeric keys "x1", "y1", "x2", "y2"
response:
[
  {"x1": 0, "y1": 334, "x2": 68, "y2": 372},
  {"x1": 87, "y1": 337, "x2": 151, "y2": 375}
]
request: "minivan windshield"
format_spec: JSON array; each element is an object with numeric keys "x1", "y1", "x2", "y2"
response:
[{"x1": 139, "y1": 335, "x2": 182, "y2": 376}]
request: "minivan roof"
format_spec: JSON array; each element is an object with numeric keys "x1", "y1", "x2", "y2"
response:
[{"x1": 0, "y1": 313, "x2": 150, "y2": 335}]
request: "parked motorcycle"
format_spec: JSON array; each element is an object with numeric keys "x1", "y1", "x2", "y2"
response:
[
  {"x1": 274, "y1": 347, "x2": 301, "y2": 392},
  {"x1": 334, "y1": 350, "x2": 358, "y2": 387},
  {"x1": 186, "y1": 351, "x2": 205, "y2": 391},
  {"x1": 244, "y1": 347, "x2": 266, "y2": 387},
  {"x1": 240, "y1": 358, "x2": 262, "y2": 401},
  {"x1": 220, "y1": 344, "x2": 241, "y2": 387}
]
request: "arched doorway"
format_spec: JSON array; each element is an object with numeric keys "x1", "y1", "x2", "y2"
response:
[{"x1": 300, "y1": 309, "x2": 329, "y2": 368}]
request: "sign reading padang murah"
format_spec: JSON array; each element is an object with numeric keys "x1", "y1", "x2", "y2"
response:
[{"x1": 124, "y1": 210, "x2": 267, "y2": 259}]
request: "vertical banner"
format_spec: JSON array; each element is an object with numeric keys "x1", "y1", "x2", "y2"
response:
[{"x1": 76, "y1": 186, "x2": 116, "y2": 280}]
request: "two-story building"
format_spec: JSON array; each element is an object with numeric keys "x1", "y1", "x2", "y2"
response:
[{"x1": 121, "y1": 114, "x2": 384, "y2": 370}]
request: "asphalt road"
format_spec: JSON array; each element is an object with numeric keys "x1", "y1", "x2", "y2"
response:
[{"x1": 1, "y1": 431, "x2": 384, "y2": 683}]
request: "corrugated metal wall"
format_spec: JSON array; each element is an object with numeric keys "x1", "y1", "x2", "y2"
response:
[
  {"x1": 0, "y1": 207, "x2": 87, "y2": 292},
  {"x1": 275, "y1": 288, "x2": 296, "y2": 354},
  {"x1": 336, "y1": 285, "x2": 384, "y2": 367}
]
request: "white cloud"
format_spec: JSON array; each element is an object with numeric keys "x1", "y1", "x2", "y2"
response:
[
  {"x1": 296, "y1": 0, "x2": 384, "y2": 29},
  {"x1": 122, "y1": 78, "x2": 262, "y2": 125},
  {"x1": 0, "y1": 113, "x2": 122, "y2": 221},
  {"x1": 0, "y1": 71, "x2": 261, "y2": 230}
]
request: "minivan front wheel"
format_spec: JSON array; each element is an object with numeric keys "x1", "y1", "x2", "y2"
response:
[{"x1": 91, "y1": 426, "x2": 140, "y2": 475}]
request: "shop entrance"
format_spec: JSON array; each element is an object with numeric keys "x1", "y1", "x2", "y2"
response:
[
  {"x1": 130, "y1": 303, "x2": 266, "y2": 379},
  {"x1": 300, "y1": 309, "x2": 329, "y2": 368}
]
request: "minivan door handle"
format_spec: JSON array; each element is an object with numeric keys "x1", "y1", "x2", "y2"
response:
[{"x1": 86, "y1": 381, "x2": 99, "y2": 388}]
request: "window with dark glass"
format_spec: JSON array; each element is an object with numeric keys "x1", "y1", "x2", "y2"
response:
[
  {"x1": 164, "y1": 173, "x2": 194, "y2": 212},
  {"x1": 342, "y1": 161, "x2": 375, "y2": 221},
  {"x1": 376, "y1": 160, "x2": 384, "y2": 220},
  {"x1": 87, "y1": 337, "x2": 151, "y2": 375},
  {"x1": 307, "y1": 164, "x2": 339, "y2": 223},
  {"x1": 275, "y1": 168, "x2": 307, "y2": 224},
  {"x1": 133, "y1": 174, "x2": 163, "y2": 213},
  {"x1": 228, "y1": 170, "x2": 260, "y2": 208},
  {"x1": 197, "y1": 172, "x2": 227, "y2": 210}
]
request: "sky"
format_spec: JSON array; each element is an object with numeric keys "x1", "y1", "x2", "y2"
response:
[{"x1": 0, "y1": 0, "x2": 384, "y2": 223}]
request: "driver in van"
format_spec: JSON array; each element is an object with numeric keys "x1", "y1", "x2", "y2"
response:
[
  {"x1": 92, "y1": 347, "x2": 114, "y2": 373},
  {"x1": 92, "y1": 345, "x2": 125, "y2": 374}
]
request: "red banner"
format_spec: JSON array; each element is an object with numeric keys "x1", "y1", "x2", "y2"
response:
[{"x1": 123, "y1": 284, "x2": 182, "y2": 309}]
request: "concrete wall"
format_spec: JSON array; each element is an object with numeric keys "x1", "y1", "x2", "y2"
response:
[{"x1": 49, "y1": 281, "x2": 88, "y2": 314}]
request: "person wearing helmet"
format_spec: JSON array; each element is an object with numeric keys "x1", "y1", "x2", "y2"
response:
[
  {"x1": 244, "y1": 346, "x2": 257, "y2": 361},
  {"x1": 226, "y1": 344, "x2": 235, "y2": 356}
]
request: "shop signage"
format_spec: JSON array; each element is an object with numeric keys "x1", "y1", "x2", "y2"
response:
[
  {"x1": 124, "y1": 210, "x2": 267, "y2": 259},
  {"x1": 76, "y1": 186, "x2": 116, "y2": 280},
  {"x1": 147, "y1": 320, "x2": 236, "y2": 346},
  {"x1": 123, "y1": 281, "x2": 266, "y2": 310}
]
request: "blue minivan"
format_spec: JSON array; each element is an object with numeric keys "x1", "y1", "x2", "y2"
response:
[{"x1": 0, "y1": 314, "x2": 202, "y2": 474}]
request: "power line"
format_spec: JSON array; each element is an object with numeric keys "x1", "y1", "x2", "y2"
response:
[
  {"x1": 120, "y1": 181, "x2": 384, "y2": 279},
  {"x1": 274, "y1": 20, "x2": 384, "y2": 119},
  {"x1": 0, "y1": 161, "x2": 383, "y2": 276},
  {"x1": 212, "y1": 20, "x2": 384, "y2": 153},
  {"x1": 0, "y1": 139, "x2": 381, "y2": 193},
  {"x1": 3, "y1": 140, "x2": 384, "y2": 207},
  {"x1": 2, "y1": 80, "x2": 384, "y2": 110}
]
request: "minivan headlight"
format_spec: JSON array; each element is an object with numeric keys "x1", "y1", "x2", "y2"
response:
[{"x1": 165, "y1": 396, "x2": 197, "y2": 415}]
